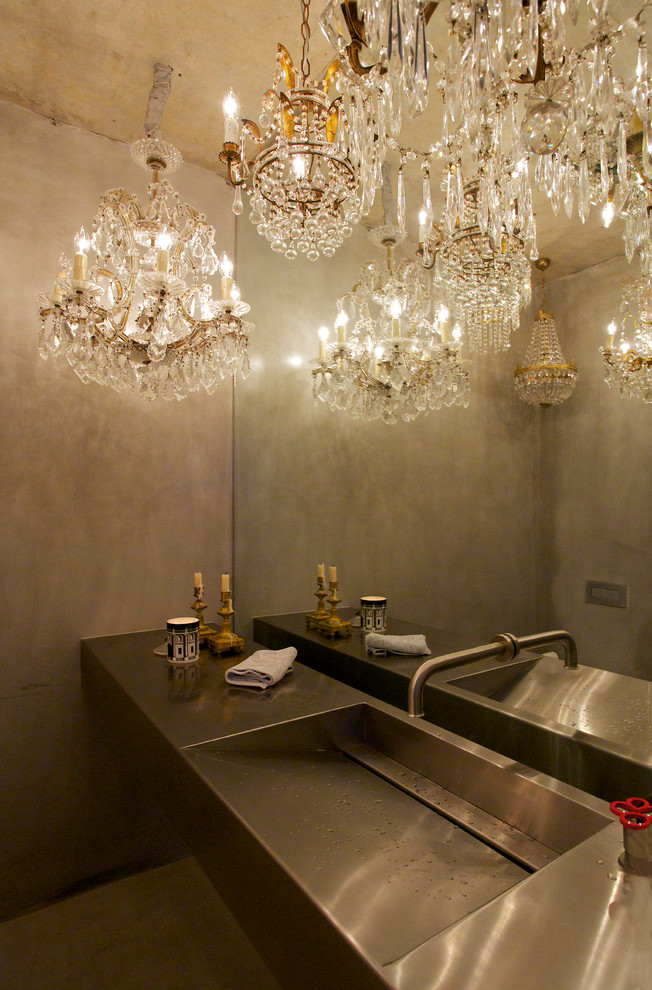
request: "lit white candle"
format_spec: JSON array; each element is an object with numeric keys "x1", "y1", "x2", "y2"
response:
[
  {"x1": 317, "y1": 562, "x2": 325, "y2": 580},
  {"x1": 194, "y1": 571, "x2": 203, "y2": 588},
  {"x1": 220, "y1": 253, "x2": 234, "y2": 301},
  {"x1": 335, "y1": 310, "x2": 348, "y2": 344},
  {"x1": 221, "y1": 572, "x2": 230, "y2": 593},
  {"x1": 318, "y1": 326, "x2": 329, "y2": 360},
  {"x1": 390, "y1": 298, "x2": 401, "y2": 338},
  {"x1": 156, "y1": 232, "x2": 172, "y2": 273},
  {"x1": 223, "y1": 90, "x2": 239, "y2": 144},
  {"x1": 606, "y1": 321, "x2": 617, "y2": 350},
  {"x1": 73, "y1": 227, "x2": 90, "y2": 283},
  {"x1": 329, "y1": 565, "x2": 337, "y2": 584}
]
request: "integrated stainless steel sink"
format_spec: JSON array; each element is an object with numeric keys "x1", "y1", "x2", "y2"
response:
[{"x1": 186, "y1": 702, "x2": 610, "y2": 969}]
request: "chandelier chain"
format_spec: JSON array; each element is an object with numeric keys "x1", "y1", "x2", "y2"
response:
[{"x1": 300, "y1": 0, "x2": 311, "y2": 83}]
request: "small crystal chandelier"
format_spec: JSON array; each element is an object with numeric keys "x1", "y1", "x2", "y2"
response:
[
  {"x1": 39, "y1": 65, "x2": 252, "y2": 400},
  {"x1": 221, "y1": 0, "x2": 382, "y2": 260},
  {"x1": 514, "y1": 258, "x2": 577, "y2": 408},
  {"x1": 601, "y1": 273, "x2": 652, "y2": 403},
  {"x1": 312, "y1": 223, "x2": 470, "y2": 425},
  {"x1": 435, "y1": 179, "x2": 532, "y2": 354}
]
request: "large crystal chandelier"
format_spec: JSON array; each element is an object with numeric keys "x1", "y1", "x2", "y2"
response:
[
  {"x1": 319, "y1": 1, "x2": 652, "y2": 275},
  {"x1": 39, "y1": 65, "x2": 251, "y2": 400},
  {"x1": 601, "y1": 272, "x2": 652, "y2": 403},
  {"x1": 220, "y1": 0, "x2": 383, "y2": 260},
  {"x1": 312, "y1": 224, "x2": 470, "y2": 424},
  {"x1": 514, "y1": 258, "x2": 577, "y2": 407},
  {"x1": 436, "y1": 179, "x2": 532, "y2": 353}
]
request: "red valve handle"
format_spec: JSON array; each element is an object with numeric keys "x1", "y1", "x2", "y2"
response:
[{"x1": 610, "y1": 797, "x2": 652, "y2": 829}]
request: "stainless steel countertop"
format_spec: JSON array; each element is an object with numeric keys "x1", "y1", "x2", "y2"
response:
[{"x1": 82, "y1": 628, "x2": 652, "y2": 990}]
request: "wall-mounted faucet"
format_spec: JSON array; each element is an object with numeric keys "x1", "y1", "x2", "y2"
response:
[{"x1": 407, "y1": 629, "x2": 578, "y2": 718}]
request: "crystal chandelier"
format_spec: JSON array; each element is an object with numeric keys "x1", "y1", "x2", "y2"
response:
[
  {"x1": 39, "y1": 65, "x2": 251, "y2": 400},
  {"x1": 320, "y1": 1, "x2": 652, "y2": 277},
  {"x1": 312, "y1": 224, "x2": 470, "y2": 424},
  {"x1": 435, "y1": 179, "x2": 532, "y2": 353},
  {"x1": 220, "y1": 0, "x2": 383, "y2": 260},
  {"x1": 601, "y1": 272, "x2": 652, "y2": 403},
  {"x1": 514, "y1": 258, "x2": 577, "y2": 407}
]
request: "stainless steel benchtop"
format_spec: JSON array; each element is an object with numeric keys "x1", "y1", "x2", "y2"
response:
[{"x1": 81, "y1": 628, "x2": 651, "y2": 990}]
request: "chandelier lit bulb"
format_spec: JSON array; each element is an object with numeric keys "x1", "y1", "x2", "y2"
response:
[{"x1": 38, "y1": 64, "x2": 252, "y2": 400}]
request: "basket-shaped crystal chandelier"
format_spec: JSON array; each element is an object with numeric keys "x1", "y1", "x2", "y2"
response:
[
  {"x1": 514, "y1": 258, "x2": 577, "y2": 407},
  {"x1": 436, "y1": 180, "x2": 532, "y2": 354},
  {"x1": 312, "y1": 227, "x2": 470, "y2": 424},
  {"x1": 601, "y1": 273, "x2": 652, "y2": 403},
  {"x1": 39, "y1": 65, "x2": 252, "y2": 400},
  {"x1": 221, "y1": 0, "x2": 382, "y2": 260}
]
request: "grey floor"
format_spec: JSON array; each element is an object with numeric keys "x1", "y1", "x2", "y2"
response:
[{"x1": 0, "y1": 857, "x2": 282, "y2": 990}]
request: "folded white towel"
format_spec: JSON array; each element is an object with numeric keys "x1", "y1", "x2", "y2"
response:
[
  {"x1": 365, "y1": 633, "x2": 430, "y2": 656},
  {"x1": 225, "y1": 647, "x2": 297, "y2": 690}
]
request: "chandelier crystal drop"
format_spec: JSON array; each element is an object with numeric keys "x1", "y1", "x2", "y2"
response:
[
  {"x1": 222, "y1": 0, "x2": 383, "y2": 260},
  {"x1": 312, "y1": 228, "x2": 470, "y2": 424},
  {"x1": 436, "y1": 179, "x2": 532, "y2": 354},
  {"x1": 38, "y1": 65, "x2": 251, "y2": 400},
  {"x1": 514, "y1": 258, "x2": 578, "y2": 408},
  {"x1": 601, "y1": 273, "x2": 652, "y2": 403}
]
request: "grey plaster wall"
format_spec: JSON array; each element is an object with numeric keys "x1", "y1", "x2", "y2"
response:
[
  {"x1": 540, "y1": 257, "x2": 652, "y2": 679},
  {"x1": 234, "y1": 218, "x2": 540, "y2": 644},
  {"x1": 0, "y1": 103, "x2": 235, "y2": 918}
]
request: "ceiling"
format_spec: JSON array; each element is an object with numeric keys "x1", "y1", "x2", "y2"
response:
[{"x1": 0, "y1": 0, "x2": 637, "y2": 279}]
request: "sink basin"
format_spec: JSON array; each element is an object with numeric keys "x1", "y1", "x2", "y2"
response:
[{"x1": 186, "y1": 702, "x2": 609, "y2": 968}]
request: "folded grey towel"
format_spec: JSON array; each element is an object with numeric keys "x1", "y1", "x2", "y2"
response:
[
  {"x1": 365, "y1": 633, "x2": 430, "y2": 656},
  {"x1": 225, "y1": 647, "x2": 297, "y2": 690}
]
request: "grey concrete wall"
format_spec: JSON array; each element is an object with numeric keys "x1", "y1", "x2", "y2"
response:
[
  {"x1": 234, "y1": 218, "x2": 540, "y2": 644},
  {"x1": 0, "y1": 102, "x2": 235, "y2": 918},
  {"x1": 540, "y1": 257, "x2": 652, "y2": 679}
]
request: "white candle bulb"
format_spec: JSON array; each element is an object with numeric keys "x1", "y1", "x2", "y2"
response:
[
  {"x1": 73, "y1": 227, "x2": 90, "y2": 283},
  {"x1": 220, "y1": 253, "x2": 234, "y2": 301},
  {"x1": 318, "y1": 325, "x2": 329, "y2": 360},
  {"x1": 317, "y1": 562, "x2": 325, "y2": 580},
  {"x1": 606, "y1": 321, "x2": 617, "y2": 350},
  {"x1": 335, "y1": 310, "x2": 348, "y2": 344},
  {"x1": 155, "y1": 232, "x2": 172, "y2": 273},
  {"x1": 221, "y1": 572, "x2": 230, "y2": 593},
  {"x1": 602, "y1": 200, "x2": 615, "y2": 228},
  {"x1": 620, "y1": 338, "x2": 631, "y2": 354},
  {"x1": 390, "y1": 298, "x2": 401, "y2": 338},
  {"x1": 223, "y1": 90, "x2": 240, "y2": 144},
  {"x1": 329, "y1": 565, "x2": 337, "y2": 584}
]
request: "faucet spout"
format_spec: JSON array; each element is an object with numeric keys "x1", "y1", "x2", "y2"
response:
[
  {"x1": 514, "y1": 630, "x2": 578, "y2": 670},
  {"x1": 407, "y1": 634, "x2": 519, "y2": 718}
]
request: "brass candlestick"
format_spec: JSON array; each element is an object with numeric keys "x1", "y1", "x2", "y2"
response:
[
  {"x1": 306, "y1": 576, "x2": 329, "y2": 629},
  {"x1": 206, "y1": 591, "x2": 245, "y2": 657},
  {"x1": 317, "y1": 581, "x2": 352, "y2": 639},
  {"x1": 191, "y1": 587, "x2": 214, "y2": 644}
]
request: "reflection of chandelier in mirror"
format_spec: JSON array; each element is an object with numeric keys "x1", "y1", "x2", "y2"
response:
[
  {"x1": 436, "y1": 180, "x2": 532, "y2": 354},
  {"x1": 601, "y1": 273, "x2": 652, "y2": 403},
  {"x1": 221, "y1": 0, "x2": 383, "y2": 260},
  {"x1": 312, "y1": 225, "x2": 470, "y2": 424},
  {"x1": 38, "y1": 65, "x2": 251, "y2": 400},
  {"x1": 514, "y1": 258, "x2": 578, "y2": 408},
  {"x1": 320, "y1": 1, "x2": 652, "y2": 277}
]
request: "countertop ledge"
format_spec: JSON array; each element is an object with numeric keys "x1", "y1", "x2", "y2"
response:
[{"x1": 81, "y1": 628, "x2": 651, "y2": 990}]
